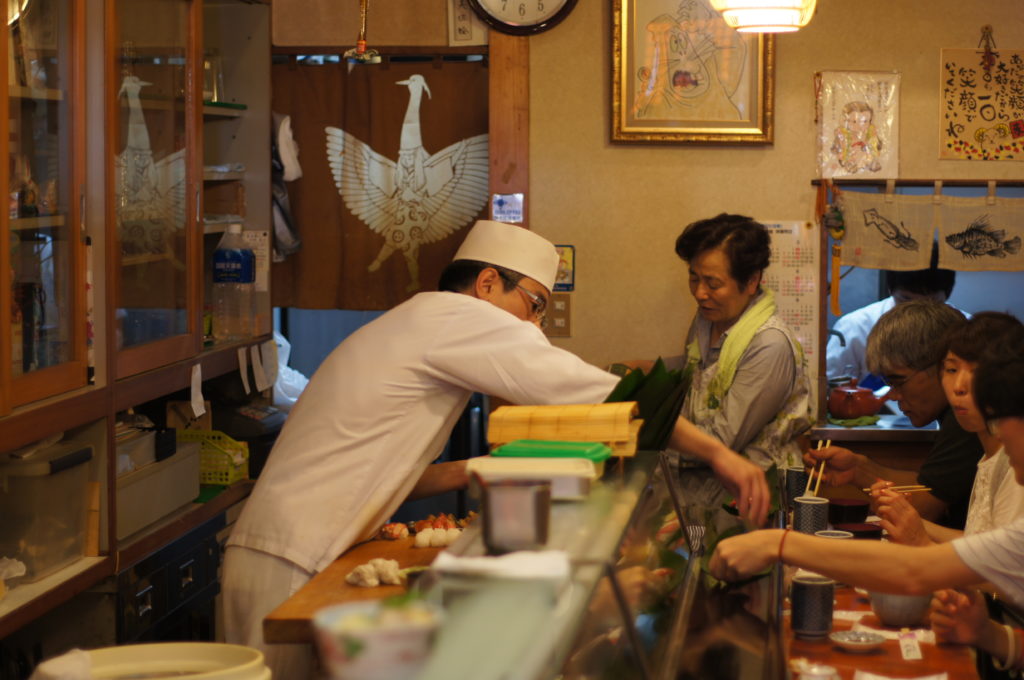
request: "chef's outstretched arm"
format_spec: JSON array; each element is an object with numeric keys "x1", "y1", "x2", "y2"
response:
[
  {"x1": 669, "y1": 417, "x2": 769, "y2": 527},
  {"x1": 407, "y1": 460, "x2": 469, "y2": 501}
]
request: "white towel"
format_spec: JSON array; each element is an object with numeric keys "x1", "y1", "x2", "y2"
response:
[{"x1": 432, "y1": 550, "x2": 570, "y2": 581}]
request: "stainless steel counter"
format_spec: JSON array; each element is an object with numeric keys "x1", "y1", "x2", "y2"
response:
[{"x1": 811, "y1": 413, "x2": 939, "y2": 443}]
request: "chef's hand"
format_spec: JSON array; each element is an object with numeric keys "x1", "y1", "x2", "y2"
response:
[
  {"x1": 930, "y1": 588, "x2": 989, "y2": 646},
  {"x1": 709, "y1": 529, "x2": 781, "y2": 582},
  {"x1": 875, "y1": 487, "x2": 931, "y2": 546},
  {"x1": 708, "y1": 449, "x2": 769, "y2": 528},
  {"x1": 803, "y1": 445, "x2": 861, "y2": 487}
]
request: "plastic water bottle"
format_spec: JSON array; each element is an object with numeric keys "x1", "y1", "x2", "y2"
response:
[{"x1": 212, "y1": 223, "x2": 255, "y2": 342}]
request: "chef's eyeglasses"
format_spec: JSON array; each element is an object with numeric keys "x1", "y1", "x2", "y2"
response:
[{"x1": 499, "y1": 272, "x2": 548, "y2": 326}]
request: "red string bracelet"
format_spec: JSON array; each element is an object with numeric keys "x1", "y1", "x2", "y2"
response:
[{"x1": 778, "y1": 528, "x2": 792, "y2": 563}]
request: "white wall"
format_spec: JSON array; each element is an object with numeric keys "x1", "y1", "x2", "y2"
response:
[{"x1": 528, "y1": 0, "x2": 1024, "y2": 368}]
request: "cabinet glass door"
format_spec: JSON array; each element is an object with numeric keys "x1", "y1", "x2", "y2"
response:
[
  {"x1": 113, "y1": 0, "x2": 200, "y2": 377},
  {"x1": 7, "y1": 0, "x2": 88, "y2": 407}
]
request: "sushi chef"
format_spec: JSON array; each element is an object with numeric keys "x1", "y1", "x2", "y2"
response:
[{"x1": 222, "y1": 219, "x2": 769, "y2": 678}]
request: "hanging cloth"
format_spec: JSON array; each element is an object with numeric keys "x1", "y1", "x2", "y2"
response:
[
  {"x1": 269, "y1": 58, "x2": 489, "y2": 310},
  {"x1": 938, "y1": 194, "x2": 1024, "y2": 271},
  {"x1": 838, "y1": 190, "x2": 933, "y2": 270}
]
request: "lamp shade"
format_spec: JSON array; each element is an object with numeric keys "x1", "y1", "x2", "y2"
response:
[{"x1": 709, "y1": 0, "x2": 816, "y2": 32}]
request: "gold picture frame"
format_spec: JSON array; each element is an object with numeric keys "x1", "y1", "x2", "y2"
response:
[{"x1": 612, "y1": 0, "x2": 775, "y2": 144}]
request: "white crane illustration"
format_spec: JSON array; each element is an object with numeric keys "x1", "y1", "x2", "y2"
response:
[
  {"x1": 114, "y1": 74, "x2": 187, "y2": 257},
  {"x1": 326, "y1": 74, "x2": 489, "y2": 292}
]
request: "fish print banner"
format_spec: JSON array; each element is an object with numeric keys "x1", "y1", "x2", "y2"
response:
[
  {"x1": 838, "y1": 191, "x2": 934, "y2": 270},
  {"x1": 937, "y1": 195, "x2": 1024, "y2": 271},
  {"x1": 940, "y1": 48, "x2": 1024, "y2": 161}
]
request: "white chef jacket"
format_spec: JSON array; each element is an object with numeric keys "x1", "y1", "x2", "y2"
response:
[{"x1": 227, "y1": 292, "x2": 619, "y2": 574}]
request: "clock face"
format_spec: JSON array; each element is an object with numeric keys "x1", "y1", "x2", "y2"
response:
[{"x1": 468, "y1": 0, "x2": 579, "y2": 35}]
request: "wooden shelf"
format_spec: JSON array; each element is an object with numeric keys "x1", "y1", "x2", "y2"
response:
[
  {"x1": 203, "y1": 170, "x2": 245, "y2": 181},
  {"x1": 114, "y1": 335, "x2": 272, "y2": 411},
  {"x1": 202, "y1": 103, "x2": 245, "y2": 118},
  {"x1": 9, "y1": 85, "x2": 64, "y2": 101},
  {"x1": 0, "y1": 386, "x2": 109, "y2": 453},
  {"x1": 117, "y1": 480, "x2": 254, "y2": 568},
  {"x1": 0, "y1": 557, "x2": 111, "y2": 639},
  {"x1": 10, "y1": 215, "x2": 66, "y2": 231}
]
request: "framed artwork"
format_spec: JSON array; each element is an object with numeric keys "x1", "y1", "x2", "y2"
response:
[
  {"x1": 940, "y1": 48, "x2": 1024, "y2": 161},
  {"x1": 816, "y1": 70, "x2": 900, "y2": 179},
  {"x1": 612, "y1": 0, "x2": 774, "y2": 144}
]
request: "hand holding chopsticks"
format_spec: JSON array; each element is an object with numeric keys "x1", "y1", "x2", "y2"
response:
[
  {"x1": 804, "y1": 439, "x2": 831, "y2": 497},
  {"x1": 862, "y1": 484, "x2": 932, "y2": 495}
]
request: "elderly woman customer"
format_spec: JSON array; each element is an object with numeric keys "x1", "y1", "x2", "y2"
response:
[
  {"x1": 672, "y1": 214, "x2": 812, "y2": 472},
  {"x1": 710, "y1": 325, "x2": 1024, "y2": 673}
]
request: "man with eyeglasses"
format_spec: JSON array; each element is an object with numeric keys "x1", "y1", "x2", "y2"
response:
[
  {"x1": 222, "y1": 219, "x2": 768, "y2": 679},
  {"x1": 710, "y1": 326, "x2": 1024, "y2": 675},
  {"x1": 806, "y1": 299, "x2": 983, "y2": 529}
]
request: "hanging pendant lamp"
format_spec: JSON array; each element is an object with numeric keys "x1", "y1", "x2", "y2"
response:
[{"x1": 709, "y1": 0, "x2": 817, "y2": 33}]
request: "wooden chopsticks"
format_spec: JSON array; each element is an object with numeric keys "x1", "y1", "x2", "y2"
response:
[
  {"x1": 805, "y1": 439, "x2": 831, "y2": 497},
  {"x1": 861, "y1": 484, "x2": 933, "y2": 494}
]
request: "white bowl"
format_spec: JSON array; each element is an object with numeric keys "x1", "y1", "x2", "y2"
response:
[
  {"x1": 868, "y1": 591, "x2": 932, "y2": 627},
  {"x1": 312, "y1": 600, "x2": 441, "y2": 680}
]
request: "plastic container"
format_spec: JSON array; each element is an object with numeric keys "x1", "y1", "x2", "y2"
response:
[
  {"x1": 467, "y1": 456, "x2": 596, "y2": 500},
  {"x1": 492, "y1": 439, "x2": 612, "y2": 476},
  {"x1": 86, "y1": 642, "x2": 270, "y2": 679},
  {"x1": 116, "y1": 429, "x2": 156, "y2": 476},
  {"x1": 481, "y1": 479, "x2": 551, "y2": 554},
  {"x1": 212, "y1": 223, "x2": 255, "y2": 342},
  {"x1": 116, "y1": 442, "x2": 201, "y2": 539},
  {"x1": 177, "y1": 429, "x2": 249, "y2": 485},
  {"x1": 0, "y1": 441, "x2": 93, "y2": 582}
]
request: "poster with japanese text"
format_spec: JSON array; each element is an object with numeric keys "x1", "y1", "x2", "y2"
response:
[{"x1": 940, "y1": 48, "x2": 1024, "y2": 161}]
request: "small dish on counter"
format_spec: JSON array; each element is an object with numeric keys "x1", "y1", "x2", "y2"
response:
[{"x1": 829, "y1": 630, "x2": 886, "y2": 653}]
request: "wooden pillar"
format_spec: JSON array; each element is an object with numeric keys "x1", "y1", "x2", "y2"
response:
[{"x1": 487, "y1": 31, "x2": 529, "y2": 227}]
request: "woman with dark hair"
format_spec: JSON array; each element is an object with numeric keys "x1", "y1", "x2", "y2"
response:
[{"x1": 669, "y1": 213, "x2": 812, "y2": 479}]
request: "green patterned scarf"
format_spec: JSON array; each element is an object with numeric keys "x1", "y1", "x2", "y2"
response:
[{"x1": 687, "y1": 288, "x2": 777, "y2": 409}]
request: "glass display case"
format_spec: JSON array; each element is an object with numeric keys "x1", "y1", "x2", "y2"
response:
[
  {"x1": 111, "y1": 0, "x2": 201, "y2": 377},
  {"x1": 5, "y1": 0, "x2": 88, "y2": 408},
  {"x1": 419, "y1": 453, "x2": 786, "y2": 680}
]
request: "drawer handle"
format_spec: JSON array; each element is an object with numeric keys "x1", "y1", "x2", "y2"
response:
[
  {"x1": 135, "y1": 584, "x2": 154, "y2": 618},
  {"x1": 179, "y1": 558, "x2": 196, "y2": 589}
]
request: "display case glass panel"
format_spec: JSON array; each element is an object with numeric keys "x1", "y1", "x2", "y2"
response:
[
  {"x1": 7, "y1": 0, "x2": 87, "y2": 405},
  {"x1": 113, "y1": 0, "x2": 191, "y2": 351}
]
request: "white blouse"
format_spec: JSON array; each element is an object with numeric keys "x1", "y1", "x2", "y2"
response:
[{"x1": 963, "y1": 447, "x2": 1024, "y2": 535}]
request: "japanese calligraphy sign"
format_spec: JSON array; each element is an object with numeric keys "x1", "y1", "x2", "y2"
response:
[{"x1": 940, "y1": 48, "x2": 1024, "y2": 161}]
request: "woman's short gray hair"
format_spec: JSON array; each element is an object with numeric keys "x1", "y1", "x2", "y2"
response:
[{"x1": 866, "y1": 299, "x2": 967, "y2": 375}]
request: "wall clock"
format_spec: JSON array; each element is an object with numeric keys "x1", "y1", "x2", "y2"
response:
[{"x1": 467, "y1": 0, "x2": 579, "y2": 36}]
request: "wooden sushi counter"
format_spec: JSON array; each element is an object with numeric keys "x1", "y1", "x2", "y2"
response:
[
  {"x1": 263, "y1": 538, "x2": 444, "y2": 644},
  {"x1": 264, "y1": 452, "x2": 977, "y2": 679}
]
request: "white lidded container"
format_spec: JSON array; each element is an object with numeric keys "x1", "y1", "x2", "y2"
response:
[
  {"x1": 0, "y1": 441, "x2": 92, "y2": 582},
  {"x1": 467, "y1": 456, "x2": 597, "y2": 500},
  {"x1": 87, "y1": 642, "x2": 270, "y2": 679}
]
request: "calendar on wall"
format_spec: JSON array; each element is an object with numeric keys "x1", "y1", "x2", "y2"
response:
[{"x1": 761, "y1": 221, "x2": 821, "y2": 409}]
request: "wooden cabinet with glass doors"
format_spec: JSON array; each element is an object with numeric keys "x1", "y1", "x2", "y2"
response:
[
  {"x1": 109, "y1": 0, "x2": 202, "y2": 379},
  {"x1": 3, "y1": 0, "x2": 88, "y2": 412}
]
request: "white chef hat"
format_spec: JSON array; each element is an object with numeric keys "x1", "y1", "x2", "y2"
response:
[{"x1": 452, "y1": 220, "x2": 559, "y2": 293}]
